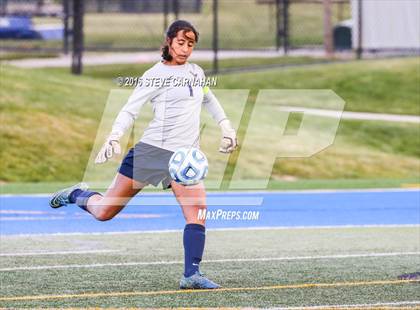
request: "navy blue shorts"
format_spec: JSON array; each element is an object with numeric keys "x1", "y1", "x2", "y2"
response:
[{"x1": 119, "y1": 142, "x2": 174, "y2": 189}]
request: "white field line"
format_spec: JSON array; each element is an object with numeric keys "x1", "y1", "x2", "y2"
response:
[
  {"x1": 0, "y1": 210, "x2": 65, "y2": 215},
  {"x1": 0, "y1": 196, "x2": 265, "y2": 206},
  {"x1": 1, "y1": 187, "x2": 419, "y2": 197},
  {"x1": 2, "y1": 224, "x2": 419, "y2": 238},
  {"x1": 279, "y1": 106, "x2": 420, "y2": 123},
  {"x1": 1, "y1": 252, "x2": 419, "y2": 272},
  {"x1": 0, "y1": 213, "x2": 166, "y2": 221},
  {"x1": 0, "y1": 250, "x2": 117, "y2": 257},
  {"x1": 279, "y1": 300, "x2": 420, "y2": 309},
  {"x1": 0, "y1": 216, "x2": 67, "y2": 221}
]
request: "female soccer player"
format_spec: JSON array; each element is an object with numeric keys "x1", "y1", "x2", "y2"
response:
[{"x1": 49, "y1": 20, "x2": 237, "y2": 289}]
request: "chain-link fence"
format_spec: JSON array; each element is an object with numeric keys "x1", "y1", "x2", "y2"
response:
[
  {"x1": 1, "y1": 0, "x2": 351, "y2": 52},
  {"x1": 1, "y1": 0, "x2": 418, "y2": 58}
]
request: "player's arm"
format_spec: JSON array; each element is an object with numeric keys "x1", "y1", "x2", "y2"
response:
[
  {"x1": 95, "y1": 75, "x2": 160, "y2": 164},
  {"x1": 202, "y1": 86, "x2": 238, "y2": 153}
]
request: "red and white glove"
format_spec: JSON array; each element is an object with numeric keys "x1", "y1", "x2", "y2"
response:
[
  {"x1": 219, "y1": 119, "x2": 237, "y2": 153},
  {"x1": 95, "y1": 131, "x2": 123, "y2": 164}
]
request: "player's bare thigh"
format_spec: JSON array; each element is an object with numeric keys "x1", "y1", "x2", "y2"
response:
[
  {"x1": 171, "y1": 181, "x2": 207, "y2": 225},
  {"x1": 87, "y1": 173, "x2": 147, "y2": 221}
]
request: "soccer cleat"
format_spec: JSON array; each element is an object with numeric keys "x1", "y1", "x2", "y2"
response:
[
  {"x1": 49, "y1": 182, "x2": 88, "y2": 209},
  {"x1": 179, "y1": 271, "x2": 221, "y2": 289}
]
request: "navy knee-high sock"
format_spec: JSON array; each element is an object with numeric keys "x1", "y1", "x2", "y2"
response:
[
  {"x1": 69, "y1": 189, "x2": 101, "y2": 212},
  {"x1": 183, "y1": 223, "x2": 206, "y2": 277}
]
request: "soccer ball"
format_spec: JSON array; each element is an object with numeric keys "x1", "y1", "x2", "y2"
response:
[{"x1": 168, "y1": 147, "x2": 208, "y2": 185}]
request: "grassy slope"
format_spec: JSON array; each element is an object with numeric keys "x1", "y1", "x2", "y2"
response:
[
  {"x1": 46, "y1": 57, "x2": 419, "y2": 115},
  {"x1": 1, "y1": 57, "x2": 419, "y2": 187},
  {"x1": 0, "y1": 66, "x2": 108, "y2": 181},
  {"x1": 1, "y1": 55, "x2": 319, "y2": 69},
  {"x1": 215, "y1": 57, "x2": 420, "y2": 115},
  {"x1": 40, "y1": 56, "x2": 322, "y2": 79}
]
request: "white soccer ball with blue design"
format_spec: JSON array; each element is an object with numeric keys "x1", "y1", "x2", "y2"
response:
[{"x1": 168, "y1": 147, "x2": 208, "y2": 185}]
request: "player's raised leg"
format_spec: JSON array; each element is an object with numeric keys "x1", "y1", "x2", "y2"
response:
[
  {"x1": 171, "y1": 181, "x2": 220, "y2": 289},
  {"x1": 49, "y1": 173, "x2": 146, "y2": 221}
]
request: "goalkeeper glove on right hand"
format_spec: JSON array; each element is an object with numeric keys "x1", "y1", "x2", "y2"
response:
[
  {"x1": 95, "y1": 131, "x2": 123, "y2": 164},
  {"x1": 219, "y1": 119, "x2": 238, "y2": 153}
]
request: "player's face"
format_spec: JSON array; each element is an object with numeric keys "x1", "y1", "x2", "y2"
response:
[{"x1": 168, "y1": 30, "x2": 196, "y2": 65}]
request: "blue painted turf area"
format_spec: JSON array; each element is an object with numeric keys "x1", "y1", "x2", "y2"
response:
[{"x1": 0, "y1": 190, "x2": 419, "y2": 235}]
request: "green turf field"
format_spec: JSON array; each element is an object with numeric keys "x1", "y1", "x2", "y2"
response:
[{"x1": 0, "y1": 227, "x2": 419, "y2": 307}]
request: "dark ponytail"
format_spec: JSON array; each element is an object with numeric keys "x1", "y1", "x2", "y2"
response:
[
  {"x1": 162, "y1": 44, "x2": 171, "y2": 61},
  {"x1": 161, "y1": 20, "x2": 199, "y2": 61}
]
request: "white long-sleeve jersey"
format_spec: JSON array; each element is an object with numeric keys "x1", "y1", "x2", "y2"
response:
[{"x1": 111, "y1": 61, "x2": 226, "y2": 152}]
